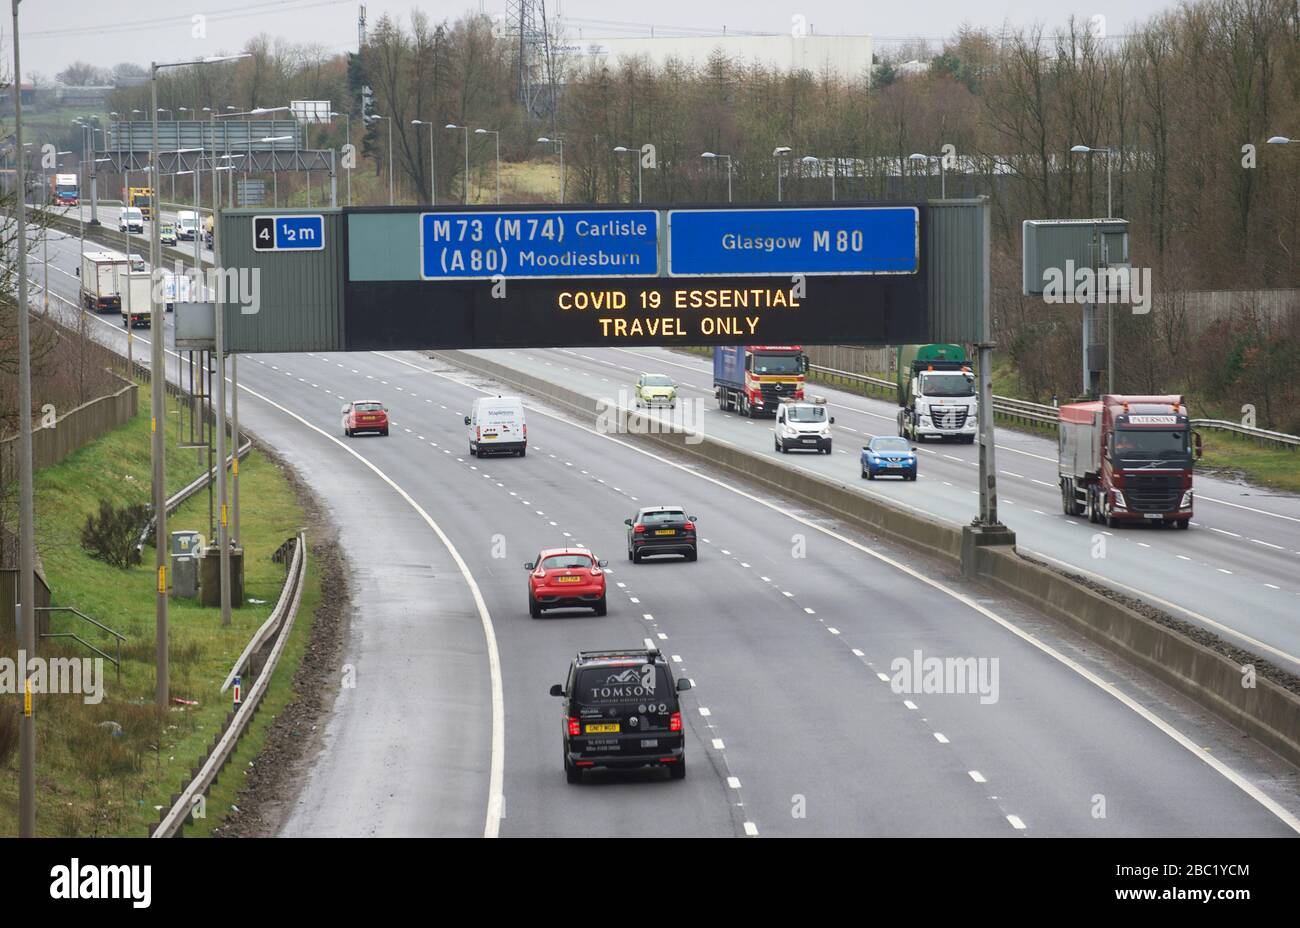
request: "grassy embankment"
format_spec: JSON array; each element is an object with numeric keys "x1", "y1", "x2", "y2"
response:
[{"x1": 0, "y1": 380, "x2": 319, "y2": 836}]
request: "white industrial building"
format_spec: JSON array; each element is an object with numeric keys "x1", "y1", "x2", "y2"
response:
[{"x1": 560, "y1": 34, "x2": 874, "y2": 84}]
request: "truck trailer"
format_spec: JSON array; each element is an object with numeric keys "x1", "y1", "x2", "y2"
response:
[
  {"x1": 1058, "y1": 394, "x2": 1201, "y2": 529},
  {"x1": 713, "y1": 345, "x2": 807, "y2": 417},
  {"x1": 117, "y1": 269, "x2": 155, "y2": 328},
  {"x1": 896, "y1": 344, "x2": 978, "y2": 442},
  {"x1": 79, "y1": 251, "x2": 128, "y2": 314}
]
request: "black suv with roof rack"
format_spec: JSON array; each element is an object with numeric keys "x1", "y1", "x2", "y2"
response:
[{"x1": 550, "y1": 649, "x2": 693, "y2": 783}]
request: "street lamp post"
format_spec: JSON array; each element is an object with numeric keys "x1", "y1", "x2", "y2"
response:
[
  {"x1": 613, "y1": 145, "x2": 643, "y2": 203},
  {"x1": 475, "y1": 128, "x2": 500, "y2": 204},
  {"x1": 1071, "y1": 144, "x2": 1116, "y2": 393},
  {"x1": 537, "y1": 136, "x2": 564, "y2": 203},
  {"x1": 1070, "y1": 144, "x2": 1113, "y2": 218},
  {"x1": 368, "y1": 114, "x2": 394, "y2": 205},
  {"x1": 153, "y1": 54, "x2": 251, "y2": 673},
  {"x1": 78, "y1": 156, "x2": 110, "y2": 273},
  {"x1": 701, "y1": 152, "x2": 733, "y2": 203},
  {"x1": 11, "y1": 0, "x2": 38, "y2": 839},
  {"x1": 801, "y1": 155, "x2": 838, "y2": 201},
  {"x1": 44, "y1": 151, "x2": 73, "y2": 310},
  {"x1": 773, "y1": 146, "x2": 791, "y2": 202},
  {"x1": 908, "y1": 152, "x2": 946, "y2": 199},
  {"x1": 330, "y1": 111, "x2": 352, "y2": 205},
  {"x1": 445, "y1": 124, "x2": 470, "y2": 203},
  {"x1": 411, "y1": 119, "x2": 437, "y2": 204}
]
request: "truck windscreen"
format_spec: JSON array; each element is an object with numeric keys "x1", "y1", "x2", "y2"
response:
[
  {"x1": 752, "y1": 354, "x2": 801, "y2": 375},
  {"x1": 920, "y1": 372, "x2": 974, "y2": 397},
  {"x1": 1112, "y1": 428, "x2": 1189, "y2": 462}
]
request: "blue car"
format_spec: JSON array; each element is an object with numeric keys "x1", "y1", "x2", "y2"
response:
[{"x1": 862, "y1": 436, "x2": 918, "y2": 480}]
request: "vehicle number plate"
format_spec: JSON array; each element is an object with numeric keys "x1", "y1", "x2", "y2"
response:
[
  {"x1": 888, "y1": 462, "x2": 902, "y2": 467},
  {"x1": 556, "y1": 575, "x2": 581, "y2": 583},
  {"x1": 586, "y1": 723, "x2": 619, "y2": 734},
  {"x1": 655, "y1": 529, "x2": 675, "y2": 535},
  {"x1": 640, "y1": 739, "x2": 659, "y2": 748},
  {"x1": 1143, "y1": 513, "x2": 1163, "y2": 519}
]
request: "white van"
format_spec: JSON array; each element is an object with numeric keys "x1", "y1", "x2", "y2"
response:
[
  {"x1": 118, "y1": 207, "x2": 144, "y2": 233},
  {"x1": 175, "y1": 210, "x2": 200, "y2": 241},
  {"x1": 465, "y1": 396, "x2": 526, "y2": 458}
]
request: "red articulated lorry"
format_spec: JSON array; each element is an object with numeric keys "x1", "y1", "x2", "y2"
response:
[{"x1": 1058, "y1": 394, "x2": 1201, "y2": 529}]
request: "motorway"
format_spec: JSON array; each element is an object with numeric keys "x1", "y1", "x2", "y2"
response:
[
  {"x1": 24, "y1": 215, "x2": 1300, "y2": 837},
  {"x1": 51, "y1": 202, "x2": 1300, "y2": 668},
  {"x1": 457, "y1": 345, "x2": 1300, "y2": 669}
]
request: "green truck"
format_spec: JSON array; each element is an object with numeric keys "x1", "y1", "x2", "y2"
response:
[{"x1": 895, "y1": 344, "x2": 979, "y2": 442}]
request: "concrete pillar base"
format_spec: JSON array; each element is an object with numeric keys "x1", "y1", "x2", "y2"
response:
[{"x1": 961, "y1": 523, "x2": 1016, "y2": 579}]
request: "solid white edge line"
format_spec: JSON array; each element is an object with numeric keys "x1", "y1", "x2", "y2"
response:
[
  {"x1": 377, "y1": 350, "x2": 1300, "y2": 835},
  {"x1": 1023, "y1": 547, "x2": 1300, "y2": 670}
]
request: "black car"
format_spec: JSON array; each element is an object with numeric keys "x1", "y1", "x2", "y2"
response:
[
  {"x1": 550, "y1": 649, "x2": 692, "y2": 783},
  {"x1": 626, "y1": 506, "x2": 698, "y2": 562}
]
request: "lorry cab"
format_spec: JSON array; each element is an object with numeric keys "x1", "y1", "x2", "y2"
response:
[
  {"x1": 774, "y1": 397, "x2": 834, "y2": 454},
  {"x1": 714, "y1": 345, "x2": 808, "y2": 418},
  {"x1": 897, "y1": 345, "x2": 978, "y2": 443},
  {"x1": 1059, "y1": 395, "x2": 1199, "y2": 529},
  {"x1": 466, "y1": 396, "x2": 527, "y2": 458}
]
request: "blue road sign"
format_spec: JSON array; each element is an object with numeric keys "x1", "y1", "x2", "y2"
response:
[
  {"x1": 667, "y1": 206, "x2": 919, "y2": 277},
  {"x1": 253, "y1": 214, "x2": 325, "y2": 251},
  {"x1": 420, "y1": 210, "x2": 660, "y2": 280}
]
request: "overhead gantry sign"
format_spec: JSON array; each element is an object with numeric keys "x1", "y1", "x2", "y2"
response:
[{"x1": 217, "y1": 201, "x2": 993, "y2": 353}]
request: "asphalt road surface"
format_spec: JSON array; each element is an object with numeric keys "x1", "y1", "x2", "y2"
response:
[{"x1": 27, "y1": 227, "x2": 1300, "y2": 837}]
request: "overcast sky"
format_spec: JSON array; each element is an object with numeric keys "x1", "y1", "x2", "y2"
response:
[{"x1": 18, "y1": 0, "x2": 1177, "y2": 80}]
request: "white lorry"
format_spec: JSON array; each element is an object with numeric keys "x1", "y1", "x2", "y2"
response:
[
  {"x1": 80, "y1": 251, "x2": 129, "y2": 314},
  {"x1": 116, "y1": 268, "x2": 155, "y2": 328},
  {"x1": 897, "y1": 356, "x2": 979, "y2": 443}
]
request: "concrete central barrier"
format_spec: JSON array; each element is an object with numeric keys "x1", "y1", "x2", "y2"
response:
[{"x1": 432, "y1": 347, "x2": 1300, "y2": 771}]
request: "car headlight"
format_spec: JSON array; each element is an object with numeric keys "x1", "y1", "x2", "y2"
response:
[
  {"x1": 1112, "y1": 489, "x2": 1127, "y2": 509},
  {"x1": 1180, "y1": 490, "x2": 1193, "y2": 509},
  {"x1": 782, "y1": 424, "x2": 798, "y2": 436},
  {"x1": 819, "y1": 427, "x2": 831, "y2": 438}
]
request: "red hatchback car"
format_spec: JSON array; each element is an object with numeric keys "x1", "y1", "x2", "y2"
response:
[
  {"x1": 342, "y1": 400, "x2": 389, "y2": 437},
  {"x1": 526, "y1": 548, "x2": 609, "y2": 618}
]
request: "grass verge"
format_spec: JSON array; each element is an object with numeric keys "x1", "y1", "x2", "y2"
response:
[
  {"x1": 0, "y1": 380, "x2": 315, "y2": 836},
  {"x1": 1196, "y1": 430, "x2": 1300, "y2": 494}
]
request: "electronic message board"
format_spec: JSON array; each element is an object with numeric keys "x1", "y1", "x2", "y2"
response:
[{"x1": 219, "y1": 203, "x2": 952, "y2": 352}]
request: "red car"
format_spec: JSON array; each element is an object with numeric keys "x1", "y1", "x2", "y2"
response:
[
  {"x1": 342, "y1": 400, "x2": 389, "y2": 437},
  {"x1": 526, "y1": 548, "x2": 609, "y2": 618}
]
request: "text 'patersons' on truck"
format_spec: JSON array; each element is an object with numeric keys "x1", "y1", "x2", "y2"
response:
[
  {"x1": 1058, "y1": 395, "x2": 1201, "y2": 529},
  {"x1": 50, "y1": 173, "x2": 78, "y2": 206},
  {"x1": 79, "y1": 251, "x2": 128, "y2": 314},
  {"x1": 896, "y1": 344, "x2": 978, "y2": 442},
  {"x1": 713, "y1": 345, "x2": 807, "y2": 417}
]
